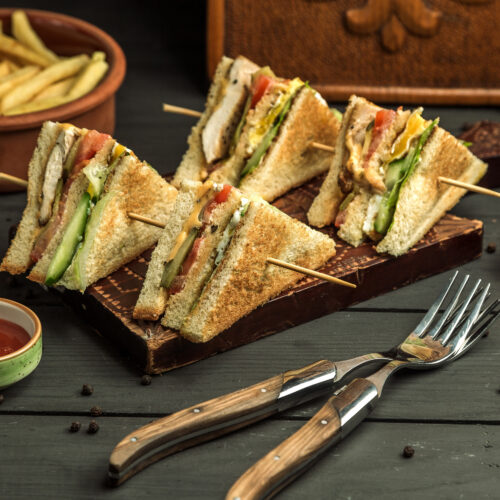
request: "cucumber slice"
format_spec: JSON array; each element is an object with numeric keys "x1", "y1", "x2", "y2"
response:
[
  {"x1": 160, "y1": 227, "x2": 199, "y2": 289},
  {"x1": 45, "y1": 192, "x2": 91, "y2": 286}
]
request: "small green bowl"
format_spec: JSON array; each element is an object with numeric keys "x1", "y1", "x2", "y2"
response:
[{"x1": 0, "y1": 298, "x2": 42, "y2": 390}]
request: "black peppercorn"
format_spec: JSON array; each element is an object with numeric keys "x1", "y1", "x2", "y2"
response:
[
  {"x1": 141, "y1": 375, "x2": 152, "y2": 386},
  {"x1": 402, "y1": 445, "x2": 415, "y2": 458},
  {"x1": 87, "y1": 420, "x2": 99, "y2": 434},
  {"x1": 69, "y1": 422, "x2": 81, "y2": 433},
  {"x1": 81, "y1": 384, "x2": 94, "y2": 396},
  {"x1": 90, "y1": 406, "x2": 102, "y2": 417},
  {"x1": 486, "y1": 243, "x2": 496, "y2": 254}
]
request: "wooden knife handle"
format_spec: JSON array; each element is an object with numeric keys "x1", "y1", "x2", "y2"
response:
[
  {"x1": 108, "y1": 360, "x2": 335, "y2": 486},
  {"x1": 225, "y1": 378, "x2": 377, "y2": 500}
]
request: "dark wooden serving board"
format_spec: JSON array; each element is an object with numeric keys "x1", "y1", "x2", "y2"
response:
[{"x1": 62, "y1": 178, "x2": 483, "y2": 374}]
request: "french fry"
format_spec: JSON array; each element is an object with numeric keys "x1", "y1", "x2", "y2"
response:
[
  {"x1": 66, "y1": 57, "x2": 108, "y2": 100},
  {"x1": 0, "y1": 33, "x2": 52, "y2": 67},
  {"x1": 6, "y1": 59, "x2": 21, "y2": 72},
  {"x1": 0, "y1": 66, "x2": 40, "y2": 99},
  {"x1": 33, "y1": 76, "x2": 76, "y2": 101},
  {"x1": 1, "y1": 54, "x2": 89, "y2": 113},
  {"x1": 12, "y1": 10, "x2": 59, "y2": 64},
  {"x1": 0, "y1": 61, "x2": 10, "y2": 78},
  {"x1": 91, "y1": 51, "x2": 106, "y2": 62},
  {"x1": 3, "y1": 95, "x2": 70, "y2": 116}
]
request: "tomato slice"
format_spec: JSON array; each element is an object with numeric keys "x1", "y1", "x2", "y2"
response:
[
  {"x1": 73, "y1": 130, "x2": 111, "y2": 174},
  {"x1": 250, "y1": 74, "x2": 274, "y2": 109},
  {"x1": 364, "y1": 109, "x2": 396, "y2": 166},
  {"x1": 202, "y1": 185, "x2": 233, "y2": 221},
  {"x1": 169, "y1": 237, "x2": 203, "y2": 294}
]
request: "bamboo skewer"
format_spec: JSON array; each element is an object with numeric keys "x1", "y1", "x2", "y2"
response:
[
  {"x1": 438, "y1": 176, "x2": 500, "y2": 199},
  {"x1": 266, "y1": 257, "x2": 356, "y2": 289},
  {"x1": 0, "y1": 172, "x2": 28, "y2": 188},
  {"x1": 162, "y1": 103, "x2": 202, "y2": 118},
  {"x1": 310, "y1": 141, "x2": 335, "y2": 153},
  {"x1": 127, "y1": 212, "x2": 355, "y2": 289},
  {"x1": 128, "y1": 212, "x2": 166, "y2": 228}
]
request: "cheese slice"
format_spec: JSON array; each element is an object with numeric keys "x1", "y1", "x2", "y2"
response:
[
  {"x1": 389, "y1": 109, "x2": 428, "y2": 163},
  {"x1": 247, "y1": 77, "x2": 304, "y2": 150},
  {"x1": 167, "y1": 182, "x2": 220, "y2": 262}
]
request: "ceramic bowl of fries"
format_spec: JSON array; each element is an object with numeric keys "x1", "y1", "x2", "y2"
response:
[{"x1": 0, "y1": 8, "x2": 126, "y2": 192}]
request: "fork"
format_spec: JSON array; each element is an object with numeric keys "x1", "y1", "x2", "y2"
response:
[
  {"x1": 108, "y1": 272, "x2": 496, "y2": 485},
  {"x1": 225, "y1": 275, "x2": 499, "y2": 500}
]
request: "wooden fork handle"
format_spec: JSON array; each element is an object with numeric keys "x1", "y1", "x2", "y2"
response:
[
  {"x1": 226, "y1": 378, "x2": 378, "y2": 500},
  {"x1": 108, "y1": 359, "x2": 335, "y2": 486}
]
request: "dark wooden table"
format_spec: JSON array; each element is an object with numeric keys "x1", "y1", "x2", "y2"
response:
[{"x1": 1, "y1": 2, "x2": 500, "y2": 499}]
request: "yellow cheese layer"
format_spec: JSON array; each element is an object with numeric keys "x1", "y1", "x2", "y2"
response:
[
  {"x1": 247, "y1": 77, "x2": 304, "y2": 150},
  {"x1": 167, "y1": 181, "x2": 217, "y2": 261},
  {"x1": 389, "y1": 111, "x2": 428, "y2": 162}
]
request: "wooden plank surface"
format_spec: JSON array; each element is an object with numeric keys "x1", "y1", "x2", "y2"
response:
[{"x1": 0, "y1": 415, "x2": 499, "y2": 499}]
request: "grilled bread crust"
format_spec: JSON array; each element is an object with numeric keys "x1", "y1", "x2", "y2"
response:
[
  {"x1": 0, "y1": 121, "x2": 62, "y2": 274},
  {"x1": 133, "y1": 180, "x2": 201, "y2": 321}
]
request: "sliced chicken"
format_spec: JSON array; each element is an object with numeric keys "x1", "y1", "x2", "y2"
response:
[
  {"x1": 344, "y1": 97, "x2": 380, "y2": 183},
  {"x1": 39, "y1": 127, "x2": 79, "y2": 225},
  {"x1": 202, "y1": 56, "x2": 259, "y2": 164}
]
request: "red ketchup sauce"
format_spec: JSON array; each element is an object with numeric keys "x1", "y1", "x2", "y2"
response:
[{"x1": 0, "y1": 318, "x2": 31, "y2": 356}]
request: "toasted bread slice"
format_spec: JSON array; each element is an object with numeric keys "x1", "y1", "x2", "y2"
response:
[
  {"x1": 0, "y1": 121, "x2": 62, "y2": 274},
  {"x1": 376, "y1": 127, "x2": 487, "y2": 256},
  {"x1": 161, "y1": 187, "x2": 243, "y2": 330},
  {"x1": 237, "y1": 88, "x2": 339, "y2": 202},
  {"x1": 27, "y1": 137, "x2": 116, "y2": 284},
  {"x1": 58, "y1": 157, "x2": 177, "y2": 290},
  {"x1": 133, "y1": 180, "x2": 202, "y2": 321},
  {"x1": 180, "y1": 199, "x2": 336, "y2": 343},
  {"x1": 172, "y1": 57, "x2": 234, "y2": 188},
  {"x1": 307, "y1": 96, "x2": 358, "y2": 228}
]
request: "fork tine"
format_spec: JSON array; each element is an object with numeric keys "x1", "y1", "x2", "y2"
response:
[
  {"x1": 426, "y1": 274, "x2": 471, "y2": 340},
  {"x1": 414, "y1": 271, "x2": 459, "y2": 336},
  {"x1": 452, "y1": 308, "x2": 500, "y2": 360},
  {"x1": 449, "y1": 296, "x2": 498, "y2": 333},
  {"x1": 445, "y1": 287, "x2": 488, "y2": 327},
  {"x1": 441, "y1": 281, "x2": 488, "y2": 347}
]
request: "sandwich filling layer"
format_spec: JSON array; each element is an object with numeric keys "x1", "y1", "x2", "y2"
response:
[
  {"x1": 160, "y1": 182, "x2": 236, "y2": 295},
  {"x1": 44, "y1": 140, "x2": 131, "y2": 286},
  {"x1": 336, "y1": 104, "x2": 437, "y2": 241}
]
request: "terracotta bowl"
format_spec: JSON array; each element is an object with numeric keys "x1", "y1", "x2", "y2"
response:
[
  {"x1": 0, "y1": 298, "x2": 42, "y2": 390},
  {"x1": 0, "y1": 8, "x2": 126, "y2": 192}
]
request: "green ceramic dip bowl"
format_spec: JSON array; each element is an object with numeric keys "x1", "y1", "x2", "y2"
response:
[{"x1": 0, "y1": 298, "x2": 42, "y2": 390}]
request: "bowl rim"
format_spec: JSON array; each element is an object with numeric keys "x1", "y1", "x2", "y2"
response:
[
  {"x1": 0, "y1": 297, "x2": 42, "y2": 361},
  {"x1": 0, "y1": 8, "x2": 126, "y2": 132}
]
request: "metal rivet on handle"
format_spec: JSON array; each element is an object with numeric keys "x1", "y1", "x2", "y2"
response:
[
  {"x1": 274, "y1": 455, "x2": 280, "y2": 461},
  {"x1": 261, "y1": 388, "x2": 267, "y2": 393},
  {"x1": 130, "y1": 437, "x2": 137, "y2": 442},
  {"x1": 234, "y1": 497, "x2": 241, "y2": 500},
  {"x1": 193, "y1": 408, "x2": 201, "y2": 413},
  {"x1": 321, "y1": 420, "x2": 328, "y2": 425}
]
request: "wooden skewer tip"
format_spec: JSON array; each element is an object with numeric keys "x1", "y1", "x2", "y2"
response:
[
  {"x1": 266, "y1": 257, "x2": 356, "y2": 289},
  {"x1": 0, "y1": 172, "x2": 28, "y2": 188},
  {"x1": 162, "y1": 103, "x2": 202, "y2": 118},
  {"x1": 438, "y1": 176, "x2": 500, "y2": 199}
]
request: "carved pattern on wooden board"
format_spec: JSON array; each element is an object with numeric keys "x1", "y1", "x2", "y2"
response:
[{"x1": 346, "y1": 0, "x2": 492, "y2": 52}]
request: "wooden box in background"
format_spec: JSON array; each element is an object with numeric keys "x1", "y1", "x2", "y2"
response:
[{"x1": 207, "y1": 0, "x2": 500, "y2": 105}]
